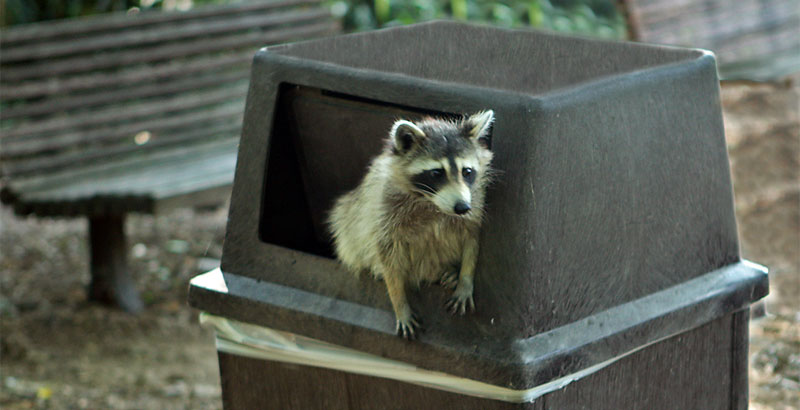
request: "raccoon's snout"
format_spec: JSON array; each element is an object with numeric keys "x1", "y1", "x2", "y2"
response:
[{"x1": 454, "y1": 201, "x2": 471, "y2": 215}]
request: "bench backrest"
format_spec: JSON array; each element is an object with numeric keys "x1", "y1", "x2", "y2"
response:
[{"x1": 0, "y1": 0, "x2": 338, "y2": 184}]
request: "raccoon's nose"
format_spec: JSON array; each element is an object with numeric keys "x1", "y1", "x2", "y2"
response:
[{"x1": 454, "y1": 202, "x2": 471, "y2": 215}]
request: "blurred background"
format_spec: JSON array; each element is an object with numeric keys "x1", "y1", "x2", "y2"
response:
[{"x1": 1, "y1": 0, "x2": 798, "y2": 408}]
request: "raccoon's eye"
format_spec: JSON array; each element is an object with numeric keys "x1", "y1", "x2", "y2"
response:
[
  {"x1": 427, "y1": 169, "x2": 445, "y2": 178},
  {"x1": 462, "y1": 167, "x2": 475, "y2": 184}
]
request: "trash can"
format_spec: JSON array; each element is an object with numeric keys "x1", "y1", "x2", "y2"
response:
[{"x1": 189, "y1": 21, "x2": 768, "y2": 409}]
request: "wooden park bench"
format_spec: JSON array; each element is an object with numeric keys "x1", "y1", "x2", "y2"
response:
[{"x1": 0, "y1": 0, "x2": 340, "y2": 312}]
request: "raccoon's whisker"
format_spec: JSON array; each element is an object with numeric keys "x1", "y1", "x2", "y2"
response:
[
  {"x1": 411, "y1": 183, "x2": 436, "y2": 195},
  {"x1": 483, "y1": 167, "x2": 504, "y2": 181}
]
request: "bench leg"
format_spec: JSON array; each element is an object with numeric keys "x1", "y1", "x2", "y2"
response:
[{"x1": 87, "y1": 214, "x2": 143, "y2": 313}]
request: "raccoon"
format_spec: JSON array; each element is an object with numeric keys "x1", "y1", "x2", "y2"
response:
[{"x1": 328, "y1": 110, "x2": 495, "y2": 339}]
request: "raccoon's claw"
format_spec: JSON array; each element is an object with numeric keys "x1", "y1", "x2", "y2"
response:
[
  {"x1": 445, "y1": 293, "x2": 475, "y2": 316},
  {"x1": 439, "y1": 271, "x2": 459, "y2": 289},
  {"x1": 395, "y1": 313, "x2": 423, "y2": 340}
]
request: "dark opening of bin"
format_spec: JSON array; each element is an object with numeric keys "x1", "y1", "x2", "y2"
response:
[{"x1": 258, "y1": 84, "x2": 460, "y2": 258}]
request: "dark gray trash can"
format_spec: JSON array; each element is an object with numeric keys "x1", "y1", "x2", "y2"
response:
[{"x1": 189, "y1": 21, "x2": 768, "y2": 409}]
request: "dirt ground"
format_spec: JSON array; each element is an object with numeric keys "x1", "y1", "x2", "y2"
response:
[
  {"x1": 725, "y1": 79, "x2": 800, "y2": 410},
  {"x1": 1, "y1": 80, "x2": 798, "y2": 409}
]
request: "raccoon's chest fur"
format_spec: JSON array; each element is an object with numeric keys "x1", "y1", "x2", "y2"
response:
[{"x1": 380, "y1": 200, "x2": 474, "y2": 284}]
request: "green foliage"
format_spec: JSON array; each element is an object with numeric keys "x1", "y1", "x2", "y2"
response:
[
  {"x1": 328, "y1": 0, "x2": 627, "y2": 39},
  {"x1": 1, "y1": 0, "x2": 231, "y2": 27},
  {"x1": 3, "y1": 0, "x2": 135, "y2": 26},
  {"x1": 3, "y1": 0, "x2": 626, "y2": 40}
]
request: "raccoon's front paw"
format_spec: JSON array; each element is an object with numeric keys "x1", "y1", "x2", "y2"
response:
[
  {"x1": 438, "y1": 271, "x2": 459, "y2": 289},
  {"x1": 395, "y1": 311, "x2": 423, "y2": 340},
  {"x1": 445, "y1": 284, "x2": 475, "y2": 315}
]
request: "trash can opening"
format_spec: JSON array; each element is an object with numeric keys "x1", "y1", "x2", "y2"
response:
[{"x1": 258, "y1": 83, "x2": 465, "y2": 259}]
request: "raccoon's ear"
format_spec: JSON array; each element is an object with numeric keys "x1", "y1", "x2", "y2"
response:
[
  {"x1": 390, "y1": 120, "x2": 425, "y2": 154},
  {"x1": 464, "y1": 110, "x2": 494, "y2": 148}
]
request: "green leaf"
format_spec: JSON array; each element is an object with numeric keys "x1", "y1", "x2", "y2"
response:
[
  {"x1": 375, "y1": 0, "x2": 391, "y2": 24},
  {"x1": 451, "y1": 0, "x2": 467, "y2": 20},
  {"x1": 528, "y1": 1, "x2": 543, "y2": 27}
]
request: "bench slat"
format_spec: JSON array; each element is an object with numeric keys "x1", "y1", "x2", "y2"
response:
[
  {"x1": 1, "y1": 71, "x2": 247, "y2": 120},
  {"x1": 1, "y1": 53, "x2": 252, "y2": 100},
  {"x1": 1, "y1": 8, "x2": 331, "y2": 63},
  {"x1": 24, "y1": 153, "x2": 237, "y2": 201},
  {"x1": 0, "y1": 0, "x2": 319, "y2": 45},
  {"x1": 14, "y1": 139, "x2": 239, "y2": 200},
  {"x1": 1, "y1": 19, "x2": 338, "y2": 83},
  {"x1": 151, "y1": 168, "x2": 238, "y2": 209},
  {"x1": 2, "y1": 121, "x2": 242, "y2": 178},
  {"x1": 98, "y1": 151, "x2": 237, "y2": 195},
  {"x1": 2, "y1": 32, "x2": 263, "y2": 82},
  {"x1": 8, "y1": 140, "x2": 239, "y2": 216},
  {"x1": 1, "y1": 104, "x2": 243, "y2": 158},
  {"x1": 2, "y1": 82, "x2": 248, "y2": 139}
]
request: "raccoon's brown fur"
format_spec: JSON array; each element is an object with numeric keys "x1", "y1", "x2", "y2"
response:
[{"x1": 328, "y1": 110, "x2": 495, "y2": 339}]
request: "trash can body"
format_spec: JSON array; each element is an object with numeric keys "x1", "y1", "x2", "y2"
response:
[
  {"x1": 212, "y1": 310, "x2": 749, "y2": 409},
  {"x1": 189, "y1": 21, "x2": 767, "y2": 409}
]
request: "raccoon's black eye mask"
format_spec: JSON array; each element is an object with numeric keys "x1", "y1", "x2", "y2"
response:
[
  {"x1": 412, "y1": 168, "x2": 447, "y2": 195},
  {"x1": 426, "y1": 169, "x2": 445, "y2": 179}
]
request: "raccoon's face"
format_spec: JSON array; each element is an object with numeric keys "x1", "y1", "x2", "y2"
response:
[{"x1": 390, "y1": 110, "x2": 494, "y2": 217}]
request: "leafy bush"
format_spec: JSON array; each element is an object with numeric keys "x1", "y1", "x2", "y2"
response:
[
  {"x1": 4, "y1": 0, "x2": 135, "y2": 26},
  {"x1": 1, "y1": 0, "x2": 222, "y2": 27},
  {"x1": 330, "y1": 0, "x2": 627, "y2": 39},
  {"x1": 4, "y1": 0, "x2": 626, "y2": 40}
]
